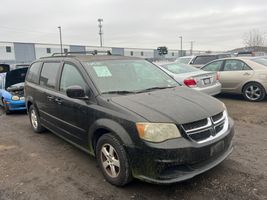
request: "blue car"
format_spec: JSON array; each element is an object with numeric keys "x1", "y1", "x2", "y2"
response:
[{"x1": 0, "y1": 66, "x2": 28, "y2": 114}]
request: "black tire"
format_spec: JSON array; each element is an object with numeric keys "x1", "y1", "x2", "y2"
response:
[
  {"x1": 243, "y1": 82, "x2": 266, "y2": 102},
  {"x1": 96, "y1": 134, "x2": 132, "y2": 186},
  {"x1": 29, "y1": 105, "x2": 45, "y2": 133}
]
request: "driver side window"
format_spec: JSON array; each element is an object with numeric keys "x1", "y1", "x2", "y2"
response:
[
  {"x1": 60, "y1": 63, "x2": 88, "y2": 93},
  {"x1": 202, "y1": 61, "x2": 223, "y2": 71}
]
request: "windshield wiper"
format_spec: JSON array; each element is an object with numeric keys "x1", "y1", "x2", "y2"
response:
[
  {"x1": 101, "y1": 90, "x2": 136, "y2": 95},
  {"x1": 136, "y1": 86, "x2": 176, "y2": 93}
]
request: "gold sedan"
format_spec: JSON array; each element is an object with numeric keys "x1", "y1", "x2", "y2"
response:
[{"x1": 201, "y1": 57, "x2": 267, "y2": 101}]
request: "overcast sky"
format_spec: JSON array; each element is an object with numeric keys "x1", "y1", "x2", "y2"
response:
[{"x1": 0, "y1": 0, "x2": 267, "y2": 51}]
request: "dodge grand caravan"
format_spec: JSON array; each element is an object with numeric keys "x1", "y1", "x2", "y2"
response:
[{"x1": 24, "y1": 52, "x2": 234, "y2": 186}]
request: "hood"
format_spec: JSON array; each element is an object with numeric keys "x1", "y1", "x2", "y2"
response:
[
  {"x1": 7, "y1": 82, "x2": 24, "y2": 92},
  {"x1": 5, "y1": 68, "x2": 28, "y2": 89},
  {"x1": 110, "y1": 87, "x2": 224, "y2": 124}
]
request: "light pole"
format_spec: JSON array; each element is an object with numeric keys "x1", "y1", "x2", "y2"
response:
[
  {"x1": 98, "y1": 18, "x2": 103, "y2": 47},
  {"x1": 179, "y1": 36, "x2": 183, "y2": 57},
  {"x1": 190, "y1": 41, "x2": 195, "y2": 55},
  {"x1": 58, "y1": 26, "x2": 63, "y2": 54}
]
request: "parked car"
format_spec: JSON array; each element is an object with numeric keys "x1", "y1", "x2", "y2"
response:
[
  {"x1": 158, "y1": 62, "x2": 221, "y2": 96},
  {"x1": 178, "y1": 54, "x2": 231, "y2": 68},
  {"x1": 201, "y1": 57, "x2": 267, "y2": 101},
  {"x1": 0, "y1": 65, "x2": 28, "y2": 114},
  {"x1": 25, "y1": 52, "x2": 234, "y2": 186}
]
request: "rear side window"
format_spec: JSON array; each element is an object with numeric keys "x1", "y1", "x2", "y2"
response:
[
  {"x1": 193, "y1": 56, "x2": 217, "y2": 65},
  {"x1": 40, "y1": 62, "x2": 61, "y2": 89},
  {"x1": 223, "y1": 60, "x2": 251, "y2": 71},
  {"x1": 27, "y1": 62, "x2": 42, "y2": 84}
]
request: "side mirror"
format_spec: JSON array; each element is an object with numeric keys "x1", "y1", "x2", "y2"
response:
[
  {"x1": 66, "y1": 85, "x2": 87, "y2": 99},
  {"x1": 0, "y1": 64, "x2": 10, "y2": 73}
]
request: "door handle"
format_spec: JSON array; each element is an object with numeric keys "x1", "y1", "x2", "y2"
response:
[
  {"x1": 55, "y1": 98, "x2": 63, "y2": 104},
  {"x1": 47, "y1": 96, "x2": 54, "y2": 101},
  {"x1": 243, "y1": 72, "x2": 251, "y2": 76}
]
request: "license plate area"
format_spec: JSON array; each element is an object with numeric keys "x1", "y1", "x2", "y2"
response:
[
  {"x1": 210, "y1": 140, "x2": 224, "y2": 157},
  {"x1": 203, "y1": 78, "x2": 211, "y2": 85}
]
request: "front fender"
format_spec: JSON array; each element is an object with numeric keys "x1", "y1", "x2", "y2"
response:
[
  {"x1": 88, "y1": 118, "x2": 135, "y2": 155},
  {"x1": 1, "y1": 90, "x2": 12, "y2": 101}
]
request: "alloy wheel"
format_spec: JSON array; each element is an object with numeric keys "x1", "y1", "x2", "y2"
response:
[
  {"x1": 100, "y1": 144, "x2": 121, "y2": 178},
  {"x1": 245, "y1": 85, "x2": 262, "y2": 101},
  {"x1": 31, "y1": 109, "x2": 38, "y2": 129}
]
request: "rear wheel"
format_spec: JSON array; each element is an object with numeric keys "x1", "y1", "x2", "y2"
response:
[
  {"x1": 29, "y1": 105, "x2": 45, "y2": 133},
  {"x1": 243, "y1": 82, "x2": 266, "y2": 102},
  {"x1": 96, "y1": 134, "x2": 132, "y2": 186}
]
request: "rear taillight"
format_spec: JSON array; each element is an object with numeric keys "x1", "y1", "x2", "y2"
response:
[
  {"x1": 216, "y1": 72, "x2": 220, "y2": 81},
  {"x1": 184, "y1": 78, "x2": 197, "y2": 87}
]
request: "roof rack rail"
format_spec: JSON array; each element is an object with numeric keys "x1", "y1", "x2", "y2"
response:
[
  {"x1": 51, "y1": 53, "x2": 65, "y2": 56},
  {"x1": 51, "y1": 50, "x2": 112, "y2": 57},
  {"x1": 67, "y1": 50, "x2": 112, "y2": 56}
]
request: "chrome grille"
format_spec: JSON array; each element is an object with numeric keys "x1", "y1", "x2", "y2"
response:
[
  {"x1": 189, "y1": 130, "x2": 211, "y2": 141},
  {"x1": 183, "y1": 118, "x2": 208, "y2": 131},
  {"x1": 212, "y1": 112, "x2": 224, "y2": 123},
  {"x1": 182, "y1": 111, "x2": 228, "y2": 143}
]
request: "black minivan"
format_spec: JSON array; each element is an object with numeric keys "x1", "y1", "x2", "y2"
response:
[{"x1": 24, "y1": 52, "x2": 234, "y2": 186}]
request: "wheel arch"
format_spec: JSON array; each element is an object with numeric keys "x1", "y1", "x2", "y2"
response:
[
  {"x1": 241, "y1": 81, "x2": 266, "y2": 93},
  {"x1": 26, "y1": 97, "x2": 40, "y2": 115},
  {"x1": 88, "y1": 119, "x2": 135, "y2": 156}
]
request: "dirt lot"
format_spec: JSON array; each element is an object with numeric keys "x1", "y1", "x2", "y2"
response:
[{"x1": 0, "y1": 94, "x2": 266, "y2": 200}]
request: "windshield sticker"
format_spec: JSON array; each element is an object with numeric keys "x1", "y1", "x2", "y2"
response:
[{"x1": 93, "y1": 66, "x2": 112, "y2": 77}]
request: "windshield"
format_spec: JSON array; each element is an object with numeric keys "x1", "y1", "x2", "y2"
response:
[
  {"x1": 251, "y1": 57, "x2": 267, "y2": 67},
  {"x1": 83, "y1": 60, "x2": 178, "y2": 93},
  {"x1": 175, "y1": 57, "x2": 192, "y2": 64},
  {"x1": 162, "y1": 63, "x2": 199, "y2": 74}
]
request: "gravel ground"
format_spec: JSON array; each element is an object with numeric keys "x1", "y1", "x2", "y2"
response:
[{"x1": 0, "y1": 94, "x2": 266, "y2": 200}]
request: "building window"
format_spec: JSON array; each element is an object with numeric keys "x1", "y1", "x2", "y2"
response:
[
  {"x1": 172, "y1": 52, "x2": 174, "y2": 56},
  {"x1": 141, "y1": 51, "x2": 144, "y2": 56},
  {"x1": 6, "y1": 46, "x2": 11, "y2": 53},
  {"x1": 130, "y1": 51, "x2": 133, "y2": 56},
  {"x1": 64, "y1": 48, "x2": 68, "y2": 53},
  {"x1": 46, "y1": 48, "x2": 51, "y2": 54}
]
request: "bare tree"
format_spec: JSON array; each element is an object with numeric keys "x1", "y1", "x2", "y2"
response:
[{"x1": 243, "y1": 29, "x2": 265, "y2": 47}]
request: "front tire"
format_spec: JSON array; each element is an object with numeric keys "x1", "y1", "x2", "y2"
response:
[
  {"x1": 96, "y1": 134, "x2": 132, "y2": 186},
  {"x1": 29, "y1": 105, "x2": 45, "y2": 133},
  {"x1": 243, "y1": 82, "x2": 266, "y2": 102}
]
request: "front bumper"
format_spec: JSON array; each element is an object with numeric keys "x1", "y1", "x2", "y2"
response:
[
  {"x1": 4, "y1": 100, "x2": 26, "y2": 111},
  {"x1": 127, "y1": 118, "x2": 234, "y2": 184},
  {"x1": 194, "y1": 82, "x2": 222, "y2": 96}
]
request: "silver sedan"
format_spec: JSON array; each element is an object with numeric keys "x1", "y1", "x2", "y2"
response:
[{"x1": 158, "y1": 62, "x2": 222, "y2": 96}]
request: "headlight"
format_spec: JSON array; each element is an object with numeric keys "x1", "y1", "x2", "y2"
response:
[
  {"x1": 11, "y1": 96, "x2": 20, "y2": 101},
  {"x1": 222, "y1": 103, "x2": 228, "y2": 116},
  {"x1": 136, "y1": 123, "x2": 181, "y2": 143}
]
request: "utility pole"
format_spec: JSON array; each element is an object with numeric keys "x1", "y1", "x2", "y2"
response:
[
  {"x1": 179, "y1": 36, "x2": 183, "y2": 57},
  {"x1": 98, "y1": 18, "x2": 103, "y2": 47},
  {"x1": 58, "y1": 26, "x2": 63, "y2": 54},
  {"x1": 190, "y1": 41, "x2": 195, "y2": 55}
]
